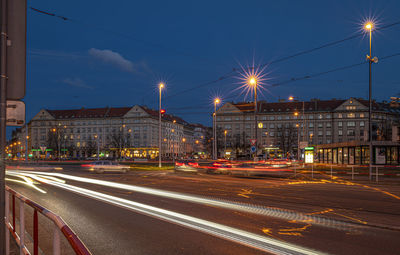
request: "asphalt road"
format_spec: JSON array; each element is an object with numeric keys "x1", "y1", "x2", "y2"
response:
[{"x1": 5, "y1": 165, "x2": 400, "y2": 255}]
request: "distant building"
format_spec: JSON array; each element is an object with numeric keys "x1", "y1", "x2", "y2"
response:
[
  {"x1": 191, "y1": 123, "x2": 212, "y2": 158},
  {"x1": 216, "y1": 97, "x2": 400, "y2": 161},
  {"x1": 9, "y1": 105, "x2": 200, "y2": 159}
]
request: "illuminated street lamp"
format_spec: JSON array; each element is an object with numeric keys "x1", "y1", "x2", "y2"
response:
[
  {"x1": 224, "y1": 130, "x2": 227, "y2": 157},
  {"x1": 364, "y1": 21, "x2": 378, "y2": 180},
  {"x1": 213, "y1": 98, "x2": 220, "y2": 160},
  {"x1": 172, "y1": 119, "x2": 176, "y2": 162},
  {"x1": 159, "y1": 82, "x2": 165, "y2": 167},
  {"x1": 248, "y1": 76, "x2": 258, "y2": 159},
  {"x1": 289, "y1": 96, "x2": 306, "y2": 161},
  {"x1": 94, "y1": 134, "x2": 100, "y2": 160},
  {"x1": 295, "y1": 123, "x2": 300, "y2": 161},
  {"x1": 182, "y1": 137, "x2": 186, "y2": 158}
]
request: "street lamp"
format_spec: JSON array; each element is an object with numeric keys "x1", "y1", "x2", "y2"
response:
[
  {"x1": 213, "y1": 98, "x2": 220, "y2": 160},
  {"x1": 295, "y1": 123, "x2": 300, "y2": 161},
  {"x1": 248, "y1": 76, "x2": 258, "y2": 160},
  {"x1": 120, "y1": 124, "x2": 126, "y2": 160},
  {"x1": 224, "y1": 130, "x2": 227, "y2": 158},
  {"x1": 289, "y1": 96, "x2": 306, "y2": 161},
  {"x1": 94, "y1": 134, "x2": 99, "y2": 160},
  {"x1": 158, "y1": 82, "x2": 165, "y2": 167},
  {"x1": 172, "y1": 119, "x2": 176, "y2": 163},
  {"x1": 182, "y1": 137, "x2": 186, "y2": 158},
  {"x1": 364, "y1": 21, "x2": 378, "y2": 180}
]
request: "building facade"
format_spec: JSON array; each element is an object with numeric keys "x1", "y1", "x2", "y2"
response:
[
  {"x1": 10, "y1": 105, "x2": 198, "y2": 159},
  {"x1": 215, "y1": 97, "x2": 400, "y2": 160}
]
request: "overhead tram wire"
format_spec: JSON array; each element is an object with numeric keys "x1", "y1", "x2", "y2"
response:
[
  {"x1": 164, "y1": 20, "x2": 400, "y2": 100},
  {"x1": 29, "y1": 7, "x2": 229, "y2": 70},
  {"x1": 169, "y1": 51, "x2": 400, "y2": 109},
  {"x1": 31, "y1": 5, "x2": 400, "y2": 101}
]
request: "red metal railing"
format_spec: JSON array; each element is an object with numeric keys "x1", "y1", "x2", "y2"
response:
[{"x1": 5, "y1": 186, "x2": 92, "y2": 255}]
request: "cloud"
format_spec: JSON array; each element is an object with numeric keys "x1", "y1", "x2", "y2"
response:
[
  {"x1": 62, "y1": 78, "x2": 94, "y2": 89},
  {"x1": 88, "y1": 48, "x2": 136, "y2": 73}
]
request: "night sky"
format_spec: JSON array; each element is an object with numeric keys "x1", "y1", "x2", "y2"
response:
[{"x1": 19, "y1": 0, "x2": 400, "y2": 133}]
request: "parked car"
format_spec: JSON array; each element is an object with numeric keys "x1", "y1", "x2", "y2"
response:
[{"x1": 82, "y1": 161, "x2": 129, "y2": 173}]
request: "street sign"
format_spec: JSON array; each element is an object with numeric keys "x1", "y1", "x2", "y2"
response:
[
  {"x1": 299, "y1": 141, "x2": 308, "y2": 149},
  {"x1": 250, "y1": 146, "x2": 256, "y2": 153},
  {"x1": 250, "y1": 139, "x2": 256, "y2": 146},
  {"x1": 6, "y1": 100, "x2": 25, "y2": 126}
]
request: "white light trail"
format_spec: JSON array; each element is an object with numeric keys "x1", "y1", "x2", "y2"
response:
[
  {"x1": 7, "y1": 170, "x2": 362, "y2": 231},
  {"x1": 20, "y1": 172, "x2": 325, "y2": 255}
]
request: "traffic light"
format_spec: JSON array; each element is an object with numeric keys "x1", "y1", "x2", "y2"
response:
[{"x1": 160, "y1": 109, "x2": 166, "y2": 116}]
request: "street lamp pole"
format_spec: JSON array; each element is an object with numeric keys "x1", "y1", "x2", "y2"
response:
[
  {"x1": 95, "y1": 135, "x2": 99, "y2": 161},
  {"x1": 213, "y1": 98, "x2": 220, "y2": 160},
  {"x1": 365, "y1": 22, "x2": 377, "y2": 180},
  {"x1": 248, "y1": 77, "x2": 258, "y2": 160},
  {"x1": 224, "y1": 130, "x2": 227, "y2": 158},
  {"x1": 159, "y1": 83, "x2": 164, "y2": 167},
  {"x1": 289, "y1": 96, "x2": 306, "y2": 161}
]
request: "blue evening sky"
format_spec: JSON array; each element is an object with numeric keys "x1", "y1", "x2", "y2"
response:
[{"x1": 22, "y1": 0, "x2": 400, "y2": 128}]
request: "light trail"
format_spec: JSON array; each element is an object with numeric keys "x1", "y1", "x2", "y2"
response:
[
  {"x1": 18, "y1": 172, "x2": 325, "y2": 255},
  {"x1": 7, "y1": 170, "x2": 365, "y2": 232},
  {"x1": 5, "y1": 173, "x2": 47, "y2": 194}
]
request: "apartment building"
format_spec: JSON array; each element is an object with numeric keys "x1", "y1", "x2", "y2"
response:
[
  {"x1": 11, "y1": 105, "x2": 196, "y2": 159},
  {"x1": 215, "y1": 97, "x2": 400, "y2": 159}
]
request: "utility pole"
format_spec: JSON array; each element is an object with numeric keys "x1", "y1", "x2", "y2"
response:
[
  {"x1": 0, "y1": 0, "x2": 7, "y2": 252},
  {"x1": 0, "y1": 1, "x2": 27, "y2": 252}
]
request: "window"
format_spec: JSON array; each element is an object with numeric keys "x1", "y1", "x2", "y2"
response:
[
  {"x1": 347, "y1": 121, "x2": 356, "y2": 127},
  {"x1": 318, "y1": 114, "x2": 323, "y2": 119},
  {"x1": 224, "y1": 117, "x2": 231, "y2": 121},
  {"x1": 338, "y1": 130, "x2": 343, "y2": 136},
  {"x1": 285, "y1": 116, "x2": 290, "y2": 120},
  {"x1": 309, "y1": 115, "x2": 314, "y2": 119},
  {"x1": 277, "y1": 124, "x2": 282, "y2": 128},
  {"x1": 309, "y1": 123, "x2": 314, "y2": 128},
  {"x1": 338, "y1": 122, "x2": 342, "y2": 127},
  {"x1": 347, "y1": 113, "x2": 355, "y2": 118},
  {"x1": 360, "y1": 121, "x2": 365, "y2": 127},
  {"x1": 269, "y1": 116, "x2": 275, "y2": 120},
  {"x1": 270, "y1": 132, "x2": 274, "y2": 137},
  {"x1": 245, "y1": 124, "x2": 250, "y2": 129},
  {"x1": 318, "y1": 123, "x2": 323, "y2": 128},
  {"x1": 245, "y1": 116, "x2": 250, "y2": 120},
  {"x1": 326, "y1": 130, "x2": 331, "y2": 136},
  {"x1": 346, "y1": 106, "x2": 356, "y2": 110},
  {"x1": 360, "y1": 113, "x2": 365, "y2": 118},
  {"x1": 224, "y1": 124, "x2": 231, "y2": 129},
  {"x1": 318, "y1": 131, "x2": 323, "y2": 136},
  {"x1": 269, "y1": 124, "x2": 275, "y2": 128},
  {"x1": 261, "y1": 116, "x2": 266, "y2": 120},
  {"x1": 326, "y1": 114, "x2": 331, "y2": 119},
  {"x1": 235, "y1": 117, "x2": 240, "y2": 121},
  {"x1": 347, "y1": 130, "x2": 355, "y2": 136},
  {"x1": 326, "y1": 122, "x2": 331, "y2": 128},
  {"x1": 277, "y1": 116, "x2": 282, "y2": 120},
  {"x1": 338, "y1": 113, "x2": 343, "y2": 118}
]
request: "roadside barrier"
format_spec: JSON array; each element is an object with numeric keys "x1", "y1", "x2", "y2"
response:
[{"x1": 5, "y1": 186, "x2": 92, "y2": 255}]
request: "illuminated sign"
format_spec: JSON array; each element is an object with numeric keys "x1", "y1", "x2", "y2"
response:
[
  {"x1": 304, "y1": 147, "x2": 314, "y2": 151},
  {"x1": 305, "y1": 151, "x2": 314, "y2": 163}
]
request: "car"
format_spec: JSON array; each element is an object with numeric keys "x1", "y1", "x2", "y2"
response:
[
  {"x1": 174, "y1": 160, "x2": 200, "y2": 172},
  {"x1": 82, "y1": 161, "x2": 130, "y2": 173}
]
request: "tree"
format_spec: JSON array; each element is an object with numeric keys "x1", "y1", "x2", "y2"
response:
[{"x1": 277, "y1": 124, "x2": 297, "y2": 156}]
